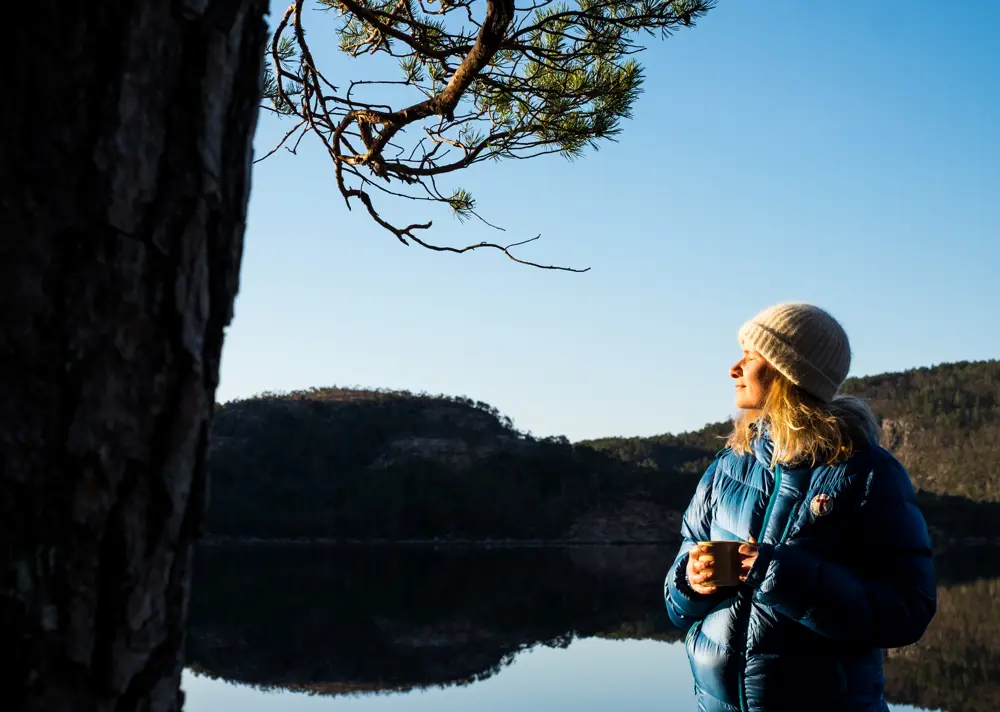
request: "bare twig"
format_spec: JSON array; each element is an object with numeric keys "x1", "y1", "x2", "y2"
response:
[
  {"x1": 408, "y1": 234, "x2": 590, "y2": 272},
  {"x1": 254, "y1": 120, "x2": 306, "y2": 163}
]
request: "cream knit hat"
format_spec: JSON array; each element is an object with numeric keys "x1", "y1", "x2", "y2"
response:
[{"x1": 737, "y1": 303, "x2": 851, "y2": 403}]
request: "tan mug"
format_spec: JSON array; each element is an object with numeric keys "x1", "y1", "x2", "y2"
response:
[{"x1": 695, "y1": 541, "x2": 743, "y2": 587}]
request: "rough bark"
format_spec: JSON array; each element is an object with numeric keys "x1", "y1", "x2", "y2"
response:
[{"x1": 0, "y1": 1, "x2": 267, "y2": 710}]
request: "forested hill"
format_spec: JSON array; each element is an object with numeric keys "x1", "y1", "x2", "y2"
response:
[
  {"x1": 206, "y1": 360, "x2": 1000, "y2": 542},
  {"x1": 585, "y1": 360, "x2": 999, "y2": 498},
  {"x1": 583, "y1": 360, "x2": 1000, "y2": 540},
  {"x1": 841, "y1": 360, "x2": 999, "y2": 500},
  {"x1": 206, "y1": 388, "x2": 678, "y2": 541}
]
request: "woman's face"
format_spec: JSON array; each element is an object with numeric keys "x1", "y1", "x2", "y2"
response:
[{"x1": 731, "y1": 347, "x2": 773, "y2": 410}]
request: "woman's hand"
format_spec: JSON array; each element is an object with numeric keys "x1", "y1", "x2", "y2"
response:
[
  {"x1": 738, "y1": 536, "x2": 758, "y2": 583},
  {"x1": 686, "y1": 544, "x2": 718, "y2": 595}
]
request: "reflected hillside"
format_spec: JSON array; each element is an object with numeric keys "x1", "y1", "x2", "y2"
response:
[
  {"x1": 185, "y1": 545, "x2": 681, "y2": 693},
  {"x1": 884, "y1": 575, "x2": 1000, "y2": 712},
  {"x1": 186, "y1": 545, "x2": 1000, "y2": 710}
]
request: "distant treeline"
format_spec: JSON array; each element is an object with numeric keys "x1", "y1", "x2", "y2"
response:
[
  {"x1": 206, "y1": 361, "x2": 1000, "y2": 542},
  {"x1": 207, "y1": 388, "x2": 690, "y2": 541},
  {"x1": 583, "y1": 360, "x2": 1000, "y2": 539},
  {"x1": 841, "y1": 360, "x2": 1000, "y2": 501}
]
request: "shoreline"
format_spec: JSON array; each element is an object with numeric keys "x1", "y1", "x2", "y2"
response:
[
  {"x1": 197, "y1": 534, "x2": 1000, "y2": 548},
  {"x1": 198, "y1": 536, "x2": 681, "y2": 547}
]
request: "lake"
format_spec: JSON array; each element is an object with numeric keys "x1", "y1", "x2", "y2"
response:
[{"x1": 183, "y1": 544, "x2": 1000, "y2": 712}]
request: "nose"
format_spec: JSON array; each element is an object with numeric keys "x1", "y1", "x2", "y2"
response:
[{"x1": 730, "y1": 360, "x2": 742, "y2": 379}]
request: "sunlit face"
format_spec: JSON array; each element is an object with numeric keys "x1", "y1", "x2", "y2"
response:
[{"x1": 730, "y1": 347, "x2": 773, "y2": 410}]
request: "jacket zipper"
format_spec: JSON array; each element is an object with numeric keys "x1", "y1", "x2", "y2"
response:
[
  {"x1": 778, "y1": 501, "x2": 801, "y2": 543},
  {"x1": 757, "y1": 463, "x2": 783, "y2": 542},
  {"x1": 737, "y1": 463, "x2": 784, "y2": 712}
]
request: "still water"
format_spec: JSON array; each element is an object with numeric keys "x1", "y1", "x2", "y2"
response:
[
  {"x1": 182, "y1": 544, "x2": 998, "y2": 712},
  {"x1": 183, "y1": 639, "x2": 931, "y2": 712}
]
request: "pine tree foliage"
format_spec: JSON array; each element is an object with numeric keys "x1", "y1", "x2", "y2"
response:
[{"x1": 261, "y1": 0, "x2": 714, "y2": 268}]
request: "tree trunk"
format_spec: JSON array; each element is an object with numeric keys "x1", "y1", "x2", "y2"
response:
[{"x1": 0, "y1": 1, "x2": 267, "y2": 710}]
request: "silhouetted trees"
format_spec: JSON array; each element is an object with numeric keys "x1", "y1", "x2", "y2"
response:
[
  {"x1": 207, "y1": 389, "x2": 669, "y2": 540},
  {"x1": 206, "y1": 361, "x2": 1000, "y2": 542}
]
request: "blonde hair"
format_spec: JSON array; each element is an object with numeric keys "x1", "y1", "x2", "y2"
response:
[{"x1": 727, "y1": 370, "x2": 880, "y2": 468}]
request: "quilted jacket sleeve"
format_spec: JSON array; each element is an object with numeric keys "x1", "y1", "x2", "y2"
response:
[
  {"x1": 665, "y1": 459, "x2": 728, "y2": 631},
  {"x1": 744, "y1": 455, "x2": 937, "y2": 648}
]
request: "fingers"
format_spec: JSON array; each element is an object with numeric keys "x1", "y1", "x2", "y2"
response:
[
  {"x1": 740, "y1": 561, "x2": 758, "y2": 582},
  {"x1": 739, "y1": 548, "x2": 758, "y2": 582},
  {"x1": 688, "y1": 570, "x2": 713, "y2": 585},
  {"x1": 688, "y1": 570, "x2": 716, "y2": 591},
  {"x1": 686, "y1": 558, "x2": 716, "y2": 586},
  {"x1": 690, "y1": 558, "x2": 713, "y2": 573},
  {"x1": 739, "y1": 538, "x2": 758, "y2": 584},
  {"x1": 687, "y1": 565, "x2": 707, "y2": 581},
  {"x1": 688, "y1": 546, "x2": 715, "y2": 577}
]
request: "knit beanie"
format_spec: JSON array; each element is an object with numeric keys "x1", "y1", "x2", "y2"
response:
[{"x1": 737, "y1": 303, "x2": 851, "y2": 403}]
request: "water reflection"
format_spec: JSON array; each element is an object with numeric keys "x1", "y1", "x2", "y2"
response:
[
  {"x1": 185, "y1": 544, "x2": 998, "y2": 711},
  {"x1": 184, "y1": 638, "x2": 698, "y2": 711}
]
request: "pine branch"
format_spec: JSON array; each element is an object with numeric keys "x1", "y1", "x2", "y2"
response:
[{"x1": 261, "y1": 0, "x2": 715, "y2": 268}]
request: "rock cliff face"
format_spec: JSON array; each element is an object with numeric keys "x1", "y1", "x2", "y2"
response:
[{"x1": 880, "y1": 418, "x2": 913, "y2": 452}]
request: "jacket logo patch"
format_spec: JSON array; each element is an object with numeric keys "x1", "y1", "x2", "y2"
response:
[{"x1": 810, "y1": 493, "x2": 834, "y2": 517}]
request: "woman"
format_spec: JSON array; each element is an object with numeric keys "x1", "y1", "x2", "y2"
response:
[{"x1": 664, "y1": 303, "x2": 936, "y2": 712}]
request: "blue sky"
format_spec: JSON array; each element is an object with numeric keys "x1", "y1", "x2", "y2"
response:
[{"x1": 218, "y1": 0, "x2": 999, "y2": 441}]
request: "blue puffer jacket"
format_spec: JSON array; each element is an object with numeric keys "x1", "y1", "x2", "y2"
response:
[{"x1": 664, "y1": 431, "x2": 936, "y2": 712}]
